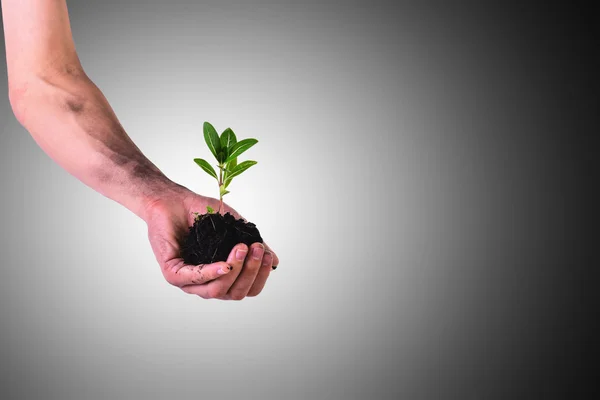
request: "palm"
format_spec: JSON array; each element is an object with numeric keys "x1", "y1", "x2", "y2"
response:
[
  {"x1": 144, "y1": 190, "x2": 278, "y2": 299},
  {"x1": 146, "y1": 193, "x2": 230, "y2": 276}
]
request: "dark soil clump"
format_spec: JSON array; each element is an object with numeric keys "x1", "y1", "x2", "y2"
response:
[{"x1": 181, "y1": 212, "x2": 263, "y2": 265}]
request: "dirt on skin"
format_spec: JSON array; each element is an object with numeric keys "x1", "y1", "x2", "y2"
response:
[{"x1": 181, "y1": 212, "x2": 263, "y2": 265}]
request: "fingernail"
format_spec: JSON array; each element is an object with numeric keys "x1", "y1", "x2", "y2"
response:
[
  {"x1": 236, "y1": 248, "x2": 247, "y2": 261},
  {"x1": 272, "y1": 265, "x2": 278, "y2": 270},
  {"x1": 262, "y1": 252, "x2": 273, "y2": 267},
  {"x1": 252, "y1": 245, "x2": 264, "y2": 260},
  {"x1": 217, "y1": 266, "x2": 230, "y2": 275}
]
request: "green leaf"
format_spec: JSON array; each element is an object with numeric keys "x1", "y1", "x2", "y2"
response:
[
  {"x1": 219, "y1": 185, "x2": 230, "y2": 197},
  {"x1": 225, "y1": 139, "x2": 258, "y2": 163},
  {"x1": 217, "y1": 149, "x2": 227, "y2": 164},
  {"x1": 224, "y1": 177, "x2": 233, "y2": 189},
  {"x1": 203, "y1": 122, "x2": 221, "y2": 161},
  {"x1": 228, "y1": 158, "x2": 237, "y2": 170},
  {"x1": 223, "y1": 157, "x2": 237, "y2": 181},
  {"x1": 193, "y1": 158, "x2": 218, "y2": 180},
  {"x1": 220, "y1": 128, "x2": 237, "y2": 150},
  {"x1": 206, "y1": 206, "x2": 214, "y2": 214},
  {"x1": 227, "y1": 160, "x2": 257, "y2": 180}
]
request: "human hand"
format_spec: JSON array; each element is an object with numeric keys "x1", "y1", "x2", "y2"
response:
[{"x1": 143, "y1": 186, "x2": 279, "y2": 300}]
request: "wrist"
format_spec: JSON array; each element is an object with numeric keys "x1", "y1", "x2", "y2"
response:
[{"x1": 133, "y1": 175, "x2": 192, "y2": 223}]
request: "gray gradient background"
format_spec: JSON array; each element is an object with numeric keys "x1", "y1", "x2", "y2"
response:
[{"x1": 0, "y1": 1, "x2": 594, "y2": 399}]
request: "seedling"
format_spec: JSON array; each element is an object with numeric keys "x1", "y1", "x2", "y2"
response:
[
  {"x1": 182, "y1": 121, "x2": 263, "y2": 265},
  {"x1": 194, "y1": 121, "x2": 258, "y2": 215}
]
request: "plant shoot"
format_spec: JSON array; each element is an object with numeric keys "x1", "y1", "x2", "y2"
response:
[{"x1": 193, "y1": 122, "x2": 258, "y2": 214}]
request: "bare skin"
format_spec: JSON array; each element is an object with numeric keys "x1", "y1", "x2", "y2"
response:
[{"x1": 1, "y1": 0, "x2": 279, "y2": 300}]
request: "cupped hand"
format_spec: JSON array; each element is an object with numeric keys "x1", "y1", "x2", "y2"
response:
[{"x1": 143, "y1": 187, "x2": 279, "y2": 300}]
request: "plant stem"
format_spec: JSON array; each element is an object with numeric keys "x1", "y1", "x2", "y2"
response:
[{"x1": 218, "y1": 163, "x2": 224, "y2": 214}]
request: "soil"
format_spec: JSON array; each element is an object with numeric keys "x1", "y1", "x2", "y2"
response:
[{"x1": 181, "y1": 212, "x2": 263, "y2": 265}]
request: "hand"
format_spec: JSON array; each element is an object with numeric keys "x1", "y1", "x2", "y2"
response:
[{"x1": 143, "y1": 186, "x2": 280, "y2": 300}]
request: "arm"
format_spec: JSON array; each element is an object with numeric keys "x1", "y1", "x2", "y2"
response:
[
  {"x1": 2, "y1": 0, "x2": 176, "y2": 220},
  {"x1": 2, "y1": 0, "x2": 279, "y2": 299}
]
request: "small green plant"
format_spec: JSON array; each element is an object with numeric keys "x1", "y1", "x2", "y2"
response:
[{"x1": 194, "y1": 121, "x2": 258, "y2": 214}]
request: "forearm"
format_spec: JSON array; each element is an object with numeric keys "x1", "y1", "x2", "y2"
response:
[
  {"x1": 2, "y1": 0, "x2": 187, "y2": 220},
  {"x1": 11, "y1": 71, "x2": 185, "y2": 220}
]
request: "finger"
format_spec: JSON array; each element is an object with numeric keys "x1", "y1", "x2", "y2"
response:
[
  {"x1": 264, "y1": 243, "x2": 280, "y2": 269},
  {"x1": 180, "y1": 243, "x2": 248, "y2": 299},
  {"x1": 162, "y1": 258, "x2": 233, "y2": 288},
  {"x1": 226, "y1": 242, "x2": 264, "y2": 300},
  {"x1": 247, "y1": 250, "x2": 273, "y2": 297}
]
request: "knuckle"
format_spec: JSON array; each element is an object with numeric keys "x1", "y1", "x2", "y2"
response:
[
  {"x1": 230, "y1": 291, "x2": 246, "y2": 301},
  {"x1": 164, "y1": 273, "x2": 179, "y2": 287},
  {"x1": 208, "y1": 286, "x2": 227, "y2": 299},
  {"x1": 247, "y1": 260, "x2": 262, "y2": 271},
  {"x1": 162, "y1": 260, "x2": 185, "y2": 287},
  {"x1": 190, "y1": 271, "x2": 205, "y2": 284}
]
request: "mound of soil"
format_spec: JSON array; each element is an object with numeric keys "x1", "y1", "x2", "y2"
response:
[{"x1": 181, "y1": 212, "x2": 263, "y2": 265}]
